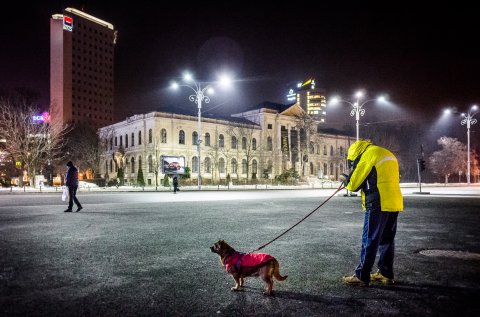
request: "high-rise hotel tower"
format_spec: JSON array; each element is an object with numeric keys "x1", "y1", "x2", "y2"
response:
[{"x1": 50, "y1": 7, "x2": 117, "y2": 128}]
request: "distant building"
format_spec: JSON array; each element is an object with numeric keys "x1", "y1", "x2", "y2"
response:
[
  {"x1": 287, "y1": 78, "x2": 327, "y2": 122},
  {"x1": 50, "y1": 7, "x2": 117, "y2": 129},
  {"x1": 98, "y1": 102, "x2": 352, "y2": 186}
]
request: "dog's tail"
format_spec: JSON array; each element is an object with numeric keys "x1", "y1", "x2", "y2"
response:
[{"x1": 273, "y1": 259, "x2": 288, "y2": 281}]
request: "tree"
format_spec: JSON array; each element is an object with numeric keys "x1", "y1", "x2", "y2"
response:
[
  {"x1": 429, "y1": 136, "x2": 467, "y2": 184},
  {"x1": 0, "y1": 96, "x2": 70, "y2": 187},
  {"x1": 137, "y1": 165, "x2": 145, "y2": 187}
]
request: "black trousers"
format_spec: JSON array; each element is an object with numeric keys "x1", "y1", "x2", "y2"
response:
[{"x1": 68, "y1": 186, "x2": 81, "y2": 209}]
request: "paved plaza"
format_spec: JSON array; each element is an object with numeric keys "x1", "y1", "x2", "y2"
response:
[{"x1": 1, "y1": 186, "x2": 479, "y2": 316}]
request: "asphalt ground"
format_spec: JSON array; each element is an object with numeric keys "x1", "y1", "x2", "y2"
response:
[{"x1": 1, "y1": 190, "x2": 479, "y2": 316}]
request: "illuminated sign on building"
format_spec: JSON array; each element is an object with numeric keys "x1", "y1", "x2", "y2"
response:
[
  {"x1": 32, "y1": 112, "x2": 51, "y2": 123},
  {"x1": 286, "y1": 89, "x2": 296, "y2": 101},
  {"x1": 63, "y1": 16, "x2": 73, "y2": 31}
]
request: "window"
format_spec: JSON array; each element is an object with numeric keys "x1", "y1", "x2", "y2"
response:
[
  {"x1": 219, "y1": 134, "x2": 224, "y2": 148},
  {"x1": 252, "y1": 138, "x2": 256, "y2": 150},
  {"x1": 138, "y1": 156, "x2": 142, "y2": 169},
  {"x1": 131, "y1": 157, "x2": 135, "y2": 174},
  {"x1": 138, "y1": 131, "x2": 142, "y2": 145},
  {"x1": 252, "y1": 159, "x2": 257, "y2": 174},
  {"x1": 340, "y1": 146, "x2": 344, "y2": 157},
  {"x1": 242, "y1": 137, "x2": 247, "y2": 150},
  {"x1": 218, "y1": 158, "x2": 225, "y2": 173},
  {"x1": 192, "y1": 156, "x2": 198, "y2": 173},
  {"x1": 109, "y1": 138, "x2": 113, "y2": 150},
  {"x1": 242, "y1": 159, "x2": 247, "y2": 174},
  {"x1": 323, "y1": 145, "x2": 327, "y2": 155},
  {"x1": 125, "y1": 134, "x2": 128, "y2": 148},
  {"x1": 231, "y1": 158, "x2": 237, "y2": 174},
  {"x1": 267, "y1": 137, "x2": 273, "y2": 151},
  {"x1": 179, "y1": 130, "x2": 185, "y2": 144},
  {"x1": 330, "y1": 145, "x2": 334, "y2": 156},
  {"x1": 148, "y1": 155, "x2": 153, "y2": 173},
  {"x1": 148, "y1": 129, "x2": 152, "y2": 143},
  {"x1": 204, "y1": 157, "x2": 211, "y2": 173},
  {"x1": 324, "y1": 163, "x2": 328, "y2": 176},
  {"x1": 115, "y1": 136, "x2": 117, "y2": 146},
  {"x1": 131, "y1": 132, "x2": 134, "y2": 147},
  {"x1": 119, "y1": 136, "x2": 123, "y2": 147},
  {"x1": 309, "y1": 142, "x2": 315, "y2": 154},
  {"x1": 161, "y1": 129, "x2": 167, "y2": 143},
  {"x1": 267, "y1": 160, "x2": 273, "y2": 173},
  {"x1": 267, "y1": 123, "x2": 272, "y2": 129},
  {"x1": 192, "y1": 131, "x2": 198, "y2": 145},
  {"x1": 205, "y1": 133, "x2": 210, "y2": 146},
  {"x1": 231, "y1": 136, "x2": 237, "y2": 149},
  {"x1": 110, "y1": 159, "x2": 113, "y2": 173}
]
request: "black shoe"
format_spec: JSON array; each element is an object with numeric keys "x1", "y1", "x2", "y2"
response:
[
  {"x1": 64, "y1": 209, "x2": 72, "y2": 212},
  {"x1": 76, "y1": 206, "x2": 83, "y2": 212}
]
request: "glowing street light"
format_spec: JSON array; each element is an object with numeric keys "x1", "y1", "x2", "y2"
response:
[
  {"x1": 461, "y1": 105, "x2": 478, "y2": 185},
  {"x1": 170, "y1": 72, "x2": 233, "y2": 190},
  {"x1": 329, "y1": 90, "x2": 387, "y2": 140}
]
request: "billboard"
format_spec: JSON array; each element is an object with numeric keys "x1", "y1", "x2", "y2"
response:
[{"x1": 161, "y1": 156, "x2": 186, "y2": 175}]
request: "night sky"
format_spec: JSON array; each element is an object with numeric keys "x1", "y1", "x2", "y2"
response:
[{"x1": 1, "y1": 2, "x2": 479, "y2": 145}]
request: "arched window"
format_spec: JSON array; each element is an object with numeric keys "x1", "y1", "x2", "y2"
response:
[
  {"x1": 316, "y1": 144, "x2": 320, "y2": 155},
  {"x1": 105, "y1": 160, "x2": 108, "y2": 173},
  {"x1": 138, "y1": 131, "x2": 142, "y2": 145},
  {"x1": 138, "y1": 156, "x2": 142, "y2": 169},
  {"x1": 115, "y1": 136, "x2": 118, "y2": 146},
  {"x1": 252, "y1": 138, "x2": 257, "y2": 150},
  {"x1": 242, "y1": 159, "x2": 247, "y2": 174},
  {"x1": 340, "y1": 146, "x2": 344, "y2": 157},
  {"x1": 205, "y1": 157, "x2": 211, "y2": 173},
  {"x1": 252, "y1": 159, "x2": 257, "y2": 174},
  {"x1": 310, "y1": 162, "x2": 314, "y2": 175},
  {"x1": 267, "y1": 159, "x2": 273, "y2": 173},
  {"x1": 148, "y1": 129, "x2": 152, "y2": 143},
  {"x1": 119, "y1": 135, "x2": 123, "y2": 147},
  {"x1": 267, "y1": 136, "x2": 273, "y2": 151},
  {"x1": 109, "y1": 138, "x2": 113, "y2": 150},
  {"x1": 219, "y1": 158, "x2": 225, "y2": 173},
  {"x1": 231, "y1": 136, "x2": 237, "y2": 149},
  {"x1": 109, "y1": 159, "x2": 113, "y2": 173},
  {"x1": 192, "y1": 131, "x2": 198, "y2": 145},
  {"x1": 231, "y1": 158, "x2": 237, "y2": 174},
  {"x1": 148, "y1": 155, "x2": 153, "y2": 173},
  {"x1": 330, "y1": 145, "x2": 334, "y2": 156},
  {"x1": 161, "y1": 129, "x2": 167, "y2": 143},
  {"x1": 309, "y1": 142, "x2": 315, "y2": 154},
  {"x1": 205, "y1": 133, "x2": 210, "y2": 146},
  {"x1": 323, "y1": 145, "x2": 327, "y2": 155},
  {"x1": 125, "y1": 134, "x2": 128, "y2": 148},
  {"x1": 242, "y1": 137, "x2": 247, "y2": 150},
  {"x1": 219, "y1": 134, "x2": 224, "y2": 148},
  {"x1": 131, "y1": 157, "x2": 135, "y2": 174},
  {"x1": 330, "y1": 163, "x2": 334, "y2": 176},
  {"x1": 323, "y1": 163, "x2": 328, "y2": 176},
  {"x1": 179, "y1": 130, "x2": 185, "y2": 144},
  {"x1": 339, "y1": 163, "x2": 344, "y2": 173},
  {"x1": 192, "y1": 156, "x2": 198, "y2": 173},
  {"x1": 131, "y1": 132, "x2": 135, "y2": 147}
]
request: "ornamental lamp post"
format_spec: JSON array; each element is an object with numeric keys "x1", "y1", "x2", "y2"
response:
[
  {"x1": 461, "y1": 105, "x2": 478, "y2": 185},
  {"x1": 329, "y1": 91, "x2": 387, "y2": 141},
  {"x1": 171, "y1": 72, "x2": 232, "y2": 190}
]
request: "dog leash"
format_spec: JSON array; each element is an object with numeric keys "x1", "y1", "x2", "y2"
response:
[{"x1": 252, "y1": 183, "x2": 346, "y2": 253}]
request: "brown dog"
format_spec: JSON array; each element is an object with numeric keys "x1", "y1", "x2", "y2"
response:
[{"x1": 210, "y1": 240, "x2": 287, "y2": 295}]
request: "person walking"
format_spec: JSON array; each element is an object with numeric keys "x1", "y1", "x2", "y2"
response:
[
  {"x1": 341, "y1": 139, "x2": 403, "y2": 286},
  {"x1": 64, "y1": 161, "x2": 83, "y2": 212},
  {"x1": 173, "y1": 176, "x2": 179, "y2": 194}
]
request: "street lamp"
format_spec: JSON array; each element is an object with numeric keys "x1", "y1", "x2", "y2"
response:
[
  {"x1": 460, "y1": 105, "x2": 478, "y2": 185},
  {"x1": 171, "y1": 72, "x2": 232, "y2": 190},
  {"x1": 330, "y1": 91, "x2": 387, "y2": 141}
]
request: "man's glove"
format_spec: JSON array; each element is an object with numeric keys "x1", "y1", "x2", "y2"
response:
[{"x1": 340, "y1": 173, "x2": 349, "y2": 187}]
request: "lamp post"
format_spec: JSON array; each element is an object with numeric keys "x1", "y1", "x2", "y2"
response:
[
  {"x1": 330, "y1": 91, "x2": 386, "y2": 141},
  {"x1": 461, "y1": 105, "x2": 478, "y2": 185},
  {"x1": 171, "y1": 72, "x2": 232, "y2": 190}
]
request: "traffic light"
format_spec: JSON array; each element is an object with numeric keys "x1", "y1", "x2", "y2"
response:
[{"x1": 420, "y1": 159, "x2": 426, "y2": 171}]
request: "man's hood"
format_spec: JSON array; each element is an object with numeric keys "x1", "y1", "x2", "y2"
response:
[{"x1": 347, "y1": 139, "x2": 372, "y2": 161}]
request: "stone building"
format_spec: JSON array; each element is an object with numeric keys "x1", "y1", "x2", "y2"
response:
[{"x1": 98, "y1": 102, "x2": 352, "y2": 185}]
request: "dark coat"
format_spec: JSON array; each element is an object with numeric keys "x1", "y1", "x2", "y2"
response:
[{"x1": 66, "y1": 166, "x2": 79, "y2": 187}]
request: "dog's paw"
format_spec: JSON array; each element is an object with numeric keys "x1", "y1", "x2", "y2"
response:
[{"x1": 231, "y1": 287, "x2": 243, "y2": 292}]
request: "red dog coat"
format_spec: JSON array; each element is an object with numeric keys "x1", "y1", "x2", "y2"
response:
[{"x1": 224, "y1": 252, "x2": 274, "y2": 272}]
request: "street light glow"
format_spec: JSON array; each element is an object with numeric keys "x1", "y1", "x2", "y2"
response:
[
  {"x1": 355, "y1": 91, "x2": 364, "y2": 99},
  {"x1": 218, "y1": 74, "x2": 233, "y2": 88},
  {"x1": 170, "y1": 81, "x2": 179, "y2": 90},
  {"x1": 183, "y1": 72, "x2": 193, "y2": 82}
]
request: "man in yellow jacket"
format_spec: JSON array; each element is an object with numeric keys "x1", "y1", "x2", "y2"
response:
[{"x1": 341, "y1": 139, "x2": 403, "y2": 286}]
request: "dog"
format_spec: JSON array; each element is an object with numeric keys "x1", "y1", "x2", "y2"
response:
[{"x1": 210, "y1": 240, "x2": 287, "y2": 295}]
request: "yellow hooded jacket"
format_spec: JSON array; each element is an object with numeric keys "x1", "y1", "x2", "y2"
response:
[{"x1": 345, "y1": 140, "x2": 403, "y2": 212}]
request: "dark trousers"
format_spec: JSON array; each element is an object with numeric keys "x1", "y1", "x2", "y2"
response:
[
  {"x1": 68, "y1": 186, "x2": 81, "y2": 209},
  {"x1": 355, "y1": 207, "x2": 399, "y2": 283}
]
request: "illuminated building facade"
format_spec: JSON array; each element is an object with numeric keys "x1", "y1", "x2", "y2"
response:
[
  {"x1": 287, "y1": 78, "x2": 327, "y2": 122},
  {"x1": 98, "y1": 103, "x2": 351, "y2": 186},
  {"x1": 50, "y1": 7, "x2": 117, "y2": 129}
]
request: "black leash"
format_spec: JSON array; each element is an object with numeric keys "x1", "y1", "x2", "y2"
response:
[{"x1": 252, "y1": 183, "x2": 346, "y2": 252}]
